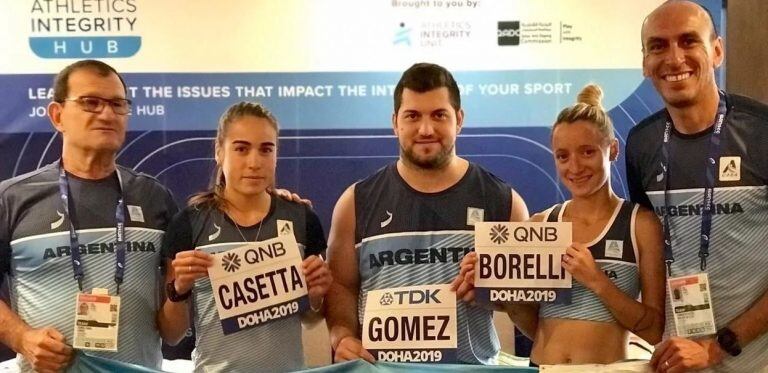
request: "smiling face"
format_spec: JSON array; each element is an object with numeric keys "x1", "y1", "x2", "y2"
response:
[
  {"x1": 216, "y1": 115, "x2": 277, "y2": 200},
  {"x1": 641, "y1": 1, "x2": 723, "y2": 108},
  {"x1": 393, "y1": 87, "x2": 463, "y2": 170},
  {"x1": 552, "y1": 120, "x2": 618, "y2": 199},
  {"x1": 48, "y1": 68, "x2": 128, "y2": 154}
]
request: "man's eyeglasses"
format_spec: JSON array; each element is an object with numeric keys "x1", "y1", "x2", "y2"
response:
[{"x1": 63, "y1": 96, "x2": 133, "y2": 115}]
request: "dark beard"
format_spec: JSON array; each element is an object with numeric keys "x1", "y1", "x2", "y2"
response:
[{"x1": 400, "y1": 143, "x2": 453, "y2": 170}]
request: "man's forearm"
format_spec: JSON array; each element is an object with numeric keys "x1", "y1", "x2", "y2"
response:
[
  {"x1": 728, "y1": 288, "x2": 768, "y2": 347},
  {"x1": 156, "y1": 300, "x2": 190, "y2": 346},
  {"x1": 326, "y1": 284, "x2": 360, "y2": 349},
  {"x1": 0, "y1": 300, "x2": 31, "y2": 352}
]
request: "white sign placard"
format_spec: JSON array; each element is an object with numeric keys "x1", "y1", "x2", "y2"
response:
[
  {"x1": 208, "y1": 235, "x2": 308, "y2": 335},
  {"x1": 362, "y1": 284, "x2": 457, "y2": 363},
  {"x1": 474, "y1": 222, "x2": 572, "y2": 304}
]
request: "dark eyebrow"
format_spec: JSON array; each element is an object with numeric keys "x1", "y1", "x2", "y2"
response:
[
  {"x1": 259, "y1": 142, "x2": 276, "y2": 147},
  {"x1": 231, "y1": 140, "x2": 252, "y2": 146},
  {"x1": 644, "y1": 36, "x2": 666, "y2": 45},
  {"x1": 679, "y1": 31, "x2": 703, "y2": 40}
]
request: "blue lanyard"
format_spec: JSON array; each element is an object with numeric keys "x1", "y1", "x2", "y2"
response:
[
  {"x1": 57, "y1": 161, "x2": 127, "y2": 294},
  {"x1": 661, "y1": 91, "x2": 728, "y2": 277}
]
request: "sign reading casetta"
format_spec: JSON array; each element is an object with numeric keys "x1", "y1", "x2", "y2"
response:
[
  {"x1": 474, "y1": 222, "x2": 572, "y2": 304},
  {"x1": 208, "y1": 235, "x2": 308, "y2": 335}
]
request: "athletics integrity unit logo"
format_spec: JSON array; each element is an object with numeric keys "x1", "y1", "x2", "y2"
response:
[
  {"x1": 221, "y1": 252, "x2": 241, "y2": 273},
  {"x1": 28, "y1": 0, "x2": 142, "y2": 59}
]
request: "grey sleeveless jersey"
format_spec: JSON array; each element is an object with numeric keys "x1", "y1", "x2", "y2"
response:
[{"x1": 355, "y1": 162, "x2": 512, "y2": 364}]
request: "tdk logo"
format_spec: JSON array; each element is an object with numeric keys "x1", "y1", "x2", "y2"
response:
[
  {"x1": 391, "y1": 289, "x2": 441, "y2": 305},
  {"x1": 379, "y1": 292, "x2": 394, "y2": 306},
  {"x1": 497, "y1": 21, "x2": 520, "y2": 46}
]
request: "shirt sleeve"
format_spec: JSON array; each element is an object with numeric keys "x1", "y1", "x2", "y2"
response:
[
  {"x1": 303, "y1": 205, "x2": 327, "y2": 257},
  {"x1": 161, "y1": 209, "x2": 194, "y2": 260},
  {"x1": 0, "y1": 193, "x2": 10, "y2": 285},
  {"x1": 161, "y1": 187, "x2": 180, "y2": 230},
  {"x1": 625, "y1": 134, "x2": 654, "y2": 210}
]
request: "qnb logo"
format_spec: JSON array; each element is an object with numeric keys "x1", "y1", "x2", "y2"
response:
[
  {"x1": 497, "y1": 21, "x2": 521, "y2": 46},
  {"x1": 379, "y1": 292, "x2": 394, "y2": 306},
  {"x1": 221, "y1": 252, "x2": 241, "y2": 273},
  {"x1": 489, "y1": 224, "x2": 509, "y2": 244}
]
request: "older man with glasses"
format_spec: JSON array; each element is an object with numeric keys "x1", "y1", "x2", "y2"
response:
[{"x1": 0, "y1": 59, "x2": 178, "y2": 372}]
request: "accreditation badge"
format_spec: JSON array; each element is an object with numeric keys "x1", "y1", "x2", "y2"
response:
[
  {"x1": 474, "y1": 222, "x2": 572, "y2": 304},
  {"x1": 208, "y1": 235, "x2": 309, "y2": 335},
  {"x1": 72, "y1": 288, "x2": 120, "y2": 351},
  {"x1": 362, "y1": 284, "x2": 457, "y2": 363},
  {"x1": 668, "y1": 273, "x2": 716, "y2": 337}
]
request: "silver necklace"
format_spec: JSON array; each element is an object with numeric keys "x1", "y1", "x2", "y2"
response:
[{"x1": 227, "y1": 211, "x2": 264, "y2": 243}]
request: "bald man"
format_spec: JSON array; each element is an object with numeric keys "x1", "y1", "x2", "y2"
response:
[{"x1": 626, "y1": 1, "x2": 768, "y2": 372}]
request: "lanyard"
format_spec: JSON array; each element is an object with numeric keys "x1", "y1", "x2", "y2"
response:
[
  {"x1": 57, "y1": 161, "x2": 127, "y2": 294},
  {"x1": 661, "y1": 91, "x2": 728, "y2": 277}
]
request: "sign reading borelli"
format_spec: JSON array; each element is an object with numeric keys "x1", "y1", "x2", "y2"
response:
[
  {"x1": 362, "y1": 284, "x2": 457, "y2": 363},
  {"x1": 474, "y1": 222, "x2": 572, "y2": 304},
  {"x1": 208, "y1": 235, "x2": 308, "y2": 335}
]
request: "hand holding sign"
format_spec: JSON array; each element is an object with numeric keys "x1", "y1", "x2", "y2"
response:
[
  {"x1": 562, "y1": 243, "x2": 606, "y2": 292},
  {"x1": 335, "y1": 336, "x2": 375, "y2": 363},
  {"x1": 302, "y1": 255, "x2": 332, "y2": 311},
  {"x1": 451, "y1": 252, "x2": 477, "y2": 303},
  {"x1": 172, "y1": 250, "x2": 215, "y2": 294}
]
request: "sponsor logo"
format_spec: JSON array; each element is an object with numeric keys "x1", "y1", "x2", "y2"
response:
[
  {"x1": 489, "y1": 224, "x2": 509, "y2": 244},
  {"x1": 378, "y1": 290, "x2": 441, "y2": 305},
  {"x1": 51, "y1": 210, "x2": 65, "y2": 230},
  {"x1": 604, "y1": 240, "x2": 623, "y2": 259},
  {"x1": 208, "y1": 223, "x2": 221, "y2": 241},
  {"x1": 656, "y1": 162, "x2": 667, "y2": 183},
  {"x1": 393, "y1": 22, "x2": 412, "y2": 46},
  {"x1": 380, "y1": 211, "x2": 393, "y2": 228},
  {"x1": 222, "y1": 252, "x2": 241, "y2": 273},
  {"x1": 28, "y1": 0, "x2": 141, "y2": 59},
  {"x1": 497, "y1": 20, "x2": 582, "y2": 46},
  {"x1": 379, "y1": 292, "x2": 394, "y2": 306},
  {"x1": 466, "y1": 207, "x2": 484, "y2": 226},
  {"x1": 497, "y1": 21, "x2": 520, "y2": 46},
  {"x1": 719, "y1": 156, "x2": 740, "y2": 181},
  {"x1": 395, "y1": 20, "x2": 472, "y2": 48},
  {"x1": 277, "y1": 220, "x2": 294, "y2": 236},
  {"x1": 127, "y1": 205, "x2": 144, "y2": 222}
]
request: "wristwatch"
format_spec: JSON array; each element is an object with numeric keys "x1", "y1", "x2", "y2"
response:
[
  {"x1": 716, "y1": 327, "x2": 742, "y2": 357},
  {"x1": 166, "y1": 280, "x2": 191, "y2": 302}
]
